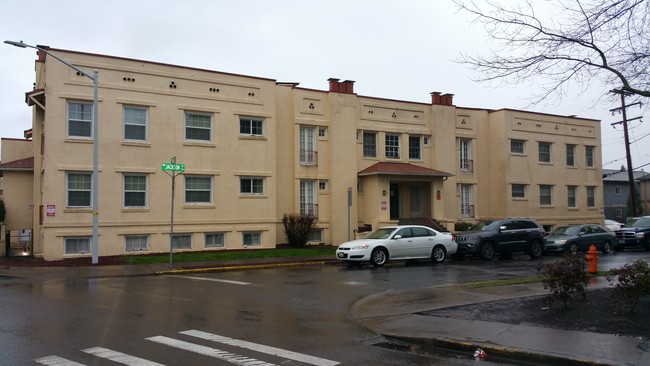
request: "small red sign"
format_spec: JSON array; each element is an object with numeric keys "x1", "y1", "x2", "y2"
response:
[{"x1": 46, "y1": 204, "x2": 55, "y2": 217}]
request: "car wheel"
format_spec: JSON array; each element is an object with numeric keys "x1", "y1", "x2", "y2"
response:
[
  {"x1": 528, "y1": 240, "x2": 543, "y2": 258},
  {"x1": 370, "y1": 248, "x2": 388, "y2": 267},
  {"x1": 568, "y1": 243, "x2": 579, "y2": 255},
  {"x1": 601, "y1": 240, "x2": 613, "y2": 254},
  {"x1": 479, "y1": 242, "x2": 495, "y2": 260},
  {"x1": 430, "y1": 245, "x2": 446, "y2": 263}
]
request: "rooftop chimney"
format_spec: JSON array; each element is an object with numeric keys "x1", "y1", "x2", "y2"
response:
[
  {"x1": 431, "y1": 92, "x2": 454, "y2": 106},
  {"x1": 328, "y1": 78, "x2": 355, "y2": 94}
]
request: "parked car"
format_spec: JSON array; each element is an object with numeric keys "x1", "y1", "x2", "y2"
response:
[
  {"x1": 335, "y1": 225, "x2": 457, "y2": 267},
  {"x1": 615, "y1": 216, "x2": 650, "y2": 251},
  {"x1": 453, "y1": 218, "x2": 546, "y2": 260},
  {"x1": 604, "y1": 219, "x2": 622, "y2": 231},
  {"x1": 545, "y1": 224, "x2": 615, "y2": 254}
]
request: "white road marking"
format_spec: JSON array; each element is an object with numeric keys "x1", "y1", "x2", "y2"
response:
[
  {"x1": 147, "y1": 336, "x2": 275, "y2": 366},
  {"x1": 167, "y1": 275, "x2": 251, "y2": 286},
  {"x1": 82, "y1": 347, "x2": 165, "y2": 365},
  {"x1": 34, "y1": 356, "x2": 86, "y2": 366},
  {"x1": 181, "y1": 330, "x2": 340, "y2": 366}
]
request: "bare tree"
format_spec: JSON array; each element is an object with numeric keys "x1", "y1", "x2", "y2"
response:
[{"x1": 454, "y1": 0, "x2": 650, "y2": 102}]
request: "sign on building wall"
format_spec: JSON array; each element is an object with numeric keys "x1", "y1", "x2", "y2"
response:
[{"x1": 46, "y1": 204, "x2": 55, "y2": 217}]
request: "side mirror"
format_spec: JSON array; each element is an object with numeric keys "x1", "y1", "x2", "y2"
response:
[
  {"x1": 393, "y1": 235, "x2": 402, "y2": 239},
  {"x1": 499, "y1": 225, "x2": 507, "y2": 231}
]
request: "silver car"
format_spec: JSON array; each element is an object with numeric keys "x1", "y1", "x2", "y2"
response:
[{"x1": 335, "y1": 225, "x2": 457, "y2": 267}]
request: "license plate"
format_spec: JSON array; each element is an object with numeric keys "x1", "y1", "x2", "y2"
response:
[{"x1": 618, "y1": 239, "x2": 626, "y2": 244}]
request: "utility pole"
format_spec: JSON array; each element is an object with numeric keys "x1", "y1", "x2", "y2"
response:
[{"x1": 610, "y1": 89, "x2": 643, "y2": 218}]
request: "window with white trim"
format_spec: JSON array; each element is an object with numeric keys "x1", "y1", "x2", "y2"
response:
[
  {"x1": 240, "y1": 177, "x2": 264, "y2": 195},
  {"x1": 308, "y1": 229, "x2": 323, "y2": 243},
  {"x1": 243, "y1": 232, "x2": 261, "y2": 246},
  {"x1": 68, "y1": 102, "x2": 93, "y2": 138},
  {"x1": 586, "y1": 146, "x2": 595, "y2": 167},
  {"x1": 172, "y1": 234, "x2": 192, "y2": 249},
  {"x1": 240, "y1": 117, "x2": 264, "y2": 136},
  {"x1": 65, "y1": 237, "x2": 90, "y2": 254},
  {"x1": 125, "y1": 235, "x2": 149, "y2": 251},
  {"x1": 511, "y1": 184, "x2": 526, "y2": 198},
  {"x1": 587, "y1": 186, "x2": 596, "y2": 207},
  {"x1": 567, "y1": 185, "x2": 577, "y2": 208},
  {"x1": 185, "y1": 176, "x2": 212, "y2": 204},
  {"x1": 185, "y1": 112, "x2": 212, "y2": 141},
  {"x1": 205, "y1": 233, "x2": 225, "y2": 248},
  {"x1": 511, "y1": 139, "x2": 525, "y2": 154},
  {"x1": 124, "y1": 174, "x2": 147, "y2": 208},
  {"x1": 123, "y1": 106, "x2": 147, "y2": 141},
  {"x1": 363, "y1": 132, "x2": 377, "y2": 157},
  {"x1": 385, "y1": 134, "x2": 400, "y2": 159},
  {"x1": 299, "y1": 126, "x2": 317, "y2": 165},
  {"x1": 566, "y1": 144, "x2": 576, "y2": 167},
  {"x1": 409, "y1": 135, "x2": 421, "y2": 160},
  {"x1": 67, "y1": 172, "x2": 92, "y2": 207},
  {"x1": 459, "y1": 138, "x2": 473, "y2": 172},
  {"x1": 538, "y1": 142, "x2": 551, "y2": 163},
  {"x1": 540, "y1": 185, "x2": 553, "y2": 205}
]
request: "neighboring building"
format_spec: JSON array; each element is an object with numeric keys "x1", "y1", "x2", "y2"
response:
[
  {"x1": 640, "y1": 173, "x2": 650, "y2": 215},
  {"x1": 1, "y1": 47, "x2": 603, "y2": 260},
  {"x1": 602, "y1": 167, "x2": 647, "y2": 222}
]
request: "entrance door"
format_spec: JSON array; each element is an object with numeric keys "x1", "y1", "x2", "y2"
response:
[
  {"x1": 410, "y1": 184, "x2": 423, "y2": 217},
  {"x1": 390, "y1": 183, "x2": 400, "y2": 220}
]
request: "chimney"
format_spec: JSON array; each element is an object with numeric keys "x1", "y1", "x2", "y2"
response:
[
  {"x1": 328, "y1": 78, "x2": 355, "y2": 94},
  {"x1": 430, "y1": 92, "x2": 442, "y2": 105},
  {"x1": 328, "y1": 78, "x2": 341, "y2": 93},
  {"x1": 341, "y1": 80, "x2": 355, "y2": 94},
  {"x1": 431, "y1": 92, "x2": 454, "y2": 106},
  {"x1": 443, "y1": 93, "x2": 455, "y2": 106}
]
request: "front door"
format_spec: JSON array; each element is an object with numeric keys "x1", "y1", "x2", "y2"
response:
[
  {"x1": 390, "y1": 183, "x2": 400, "y2": 220},
  {"x1": 410, "y1": 183, "x2": 423, "y2": 217}
]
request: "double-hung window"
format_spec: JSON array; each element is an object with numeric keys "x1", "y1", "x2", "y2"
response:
[
  {"x1": 511, "y1": 184, "x2": 526, "y2": 198},
  {"x1": 566, "y1": 144, "x2": 576, "y2": 167},
  {"x1": 68, "y1": 102, "x2": 93, "y2": 138},
  {"x1": 363, "y1": 132, "x2": 377, "y2": 158},
  {"x1": 567, "y1": 185, "x2": 577, "y2": 208},
  {"x1": 67, "y1": 172, "x2": 92, "y2": 207},
  {"x1": 540, "y1": 185, "x2": 553, "y2": 205},
  {"x1": 240, "y1": 177, "x2": 264, "y2": 195},
  {"x1": 538, "y1": 142, "x2": 551, "y2": 163},
  {"x1": 511, "y1": 139, "x2": 525, "y2": 154},
  {"x1": 409, "y1": 135, "x2": 421, "y2": 160},
  {"x1": 123, "y1": 106, "x2": 147, "y2": 140},
  {"x1": 185, "y1": 176, "x2": 212, "y2": 204},
  {"x1": 587, "y1": 186, "x2": 596, "y2": 207},
  {"x1": 240, "y1": 117, "x2": 264, "y2": 136},
  {"x1": 185, "y1": 112, "x2": 212, "y2": 141},
  {"x1": 124, "y1": 174, "x2": 147, "y2": 208},
  {"x1": 586, "y1": 146, "x2": 595, "y2": 167},
  {"x1": 385, "y1": 134, "x2": 400, "y2": 159}
]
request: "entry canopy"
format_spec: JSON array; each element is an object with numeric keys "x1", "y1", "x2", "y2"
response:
[{"x1": 358, "y1": 162, "x2": 453, "y2": 177}]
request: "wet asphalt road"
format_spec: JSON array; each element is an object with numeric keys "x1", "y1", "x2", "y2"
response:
[{"x1": 1, "y1": 251, "x2": 648, "y2": 365}]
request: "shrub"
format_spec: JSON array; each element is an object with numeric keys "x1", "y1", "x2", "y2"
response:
[
  {"x1": 0, "y1": 199, "x2": 5, "y2": 223},
  {"x1": 606, "y1": 259, "x2": 650, "y2": 313},
  {"x1": 454, "y1": 221, "x2": 473, "y2": 231},
  {"x1": 537, "y1": 253, "x2": 589, "y2": 308},
  {"x1": 282, "y1": 213, "x2": 317, "y2": 248}
]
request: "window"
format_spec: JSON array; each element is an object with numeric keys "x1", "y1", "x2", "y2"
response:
[
  {"x1": 185, "y1": 176, "x2": 212, "y2": 204},
  {"x1": 587, "y1": 186, "x2": 596, "y2": 207},
  {"x1": 615, "y1": 186, "x2": 622, "y2": 195},
  {"x1": 586, "y1": 146, "x2": 595, "y2": 167},
  {"x1": 512, "y1": 184, "x2": 526, "y2": 198},
  {"x1": 616, "y1": 208, "x2": 623, "y2": 218},
  {"x1": 459, "y1": 139, "x2": 472, "y2": 172},
  {"x1": 205, "y1": 233, "x2": 225, "y2": 248},
  {"x1": 124, "y1": 174, "x2": 147, "y2": 207},
  {"x1": 300, "y1": 180, "x2": 318, "y2": 216},
  {"x1": 566, "y1": 144, "x2": 576, "y2": 167},
  {"x1": 308, "y1": 229, "x2": 323, "y2": 242},
  {"x1": 511, "y1": 139, "x2": 524, "y2": 154},
  {"x1": 460, "y1": 184, "x2": 474, "y2": 218},
  {"x1": 423, "y1": 136, "x2": 431, "y2": 146},
  {"x1": 319, "y1": 180, "x2": 328, "y2": 192},
  {"x1": 318, "y1": 127, "x2": 327, "y2": 139},
  {"x1": 123, "y1": 106, "x2": 147, "y2": 140},
  {"x1": 567, "y1": 185, "x2": 577, "y2": 208},
  {"x1": 243, "y1": 232, "x2": 261, "y2": 246},
  {"x1": 540, "y1": 185, "x2": 553, "y2": 205},
  {"x1": 299, "y1": 126, "x2": 317, "y2": 165},
  {"x1": 240, "y1": 117, "x2": 264, "y2": 136},
  {"x1": 363, "y1": 132, "x2": 377, "y2": 157},
  {"x1": 538, "y1": 142, "x2": 551, "y2": 163},
  {"x1": 68, "y1": 102, "x2": 93, "y2": 138},
  {"x1": 185, "y1": 112, "x2": 212, "y2": 141},
  {"x1": 65, "y1": 237, "x2": 90, "y2": 254},
  {"x1": 172, "y1": 234, "x2": 192, "y2": 249},
  {"x1": 385, "y1": 134, "x2": 400, "y2": 159},
  {"x1": 240, "y1": 177, "x2": 264, "y2": 195},
  {"x1": 409, "y1": 135, "x2": 421, "y2": 160},
  {"x1": 125, "y1": 235, "x2": 149, "y2": 251},
  {"x1": 67, "y1": 172, "x2": 92, "y2": 207}
]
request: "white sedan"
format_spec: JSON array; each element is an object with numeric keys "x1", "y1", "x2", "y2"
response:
[{"x1": 335, "y1": 225, "x2": 457, "y2": 267}]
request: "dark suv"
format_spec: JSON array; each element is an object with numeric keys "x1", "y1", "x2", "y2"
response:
[
  {"x1": 454, "y1": 218, "x2": 546, "y2": 260},
  {"x1": 615, "y1": 216, "x2": 650, "y2": 251}
]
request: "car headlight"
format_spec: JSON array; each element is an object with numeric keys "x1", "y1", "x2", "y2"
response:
[
  {"x1": 554, "y1": 239, "x2": 568, "y2": 245},
  {"x1": 636, "y1": 232, "x2": 646, "y2": 239},
  {"x1": 351, "y1": 243, "x2": 369, "y2": 250}
]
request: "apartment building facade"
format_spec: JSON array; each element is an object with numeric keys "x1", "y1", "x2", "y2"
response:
[{"x1": 1, "y1": 47, "x2": 603, "y2": 260}]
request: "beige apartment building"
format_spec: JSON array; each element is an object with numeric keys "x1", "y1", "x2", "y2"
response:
[{"x1": 0, "y1": 47, "x2": 603, "y2": 260}]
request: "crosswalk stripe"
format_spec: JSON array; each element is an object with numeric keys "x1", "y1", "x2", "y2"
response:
[
  {"x1": 147, "y1": 336, "x2": 276, "y2": 366},
  {"x1": 34, "y1": 356, "x2": 86, "y2": 366},
  {"x1": 167, "y1": 275, "x2": 251, "y2": 286},
  {"x1": 181, "y1": 330, "x2": 340, "y2": 366},
  {"x1": 82, "y1": 347, "x2": 165, "y2": 366}
]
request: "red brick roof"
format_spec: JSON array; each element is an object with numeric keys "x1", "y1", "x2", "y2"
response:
[
  {"x1": 358, "y1": 162, "x2": 453, "y2": 177},
  {"x1": 0, "y1": 156, "x2": 34, "y2": 170}
]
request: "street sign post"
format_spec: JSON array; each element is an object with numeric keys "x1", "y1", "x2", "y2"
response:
[{"x1": 162, "y1": 157, "x2": 184, "y2": 269}]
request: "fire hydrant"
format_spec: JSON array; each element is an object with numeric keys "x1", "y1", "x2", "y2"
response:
[{"x1": 585, "y1": 244, "x2": 599, "y2": 274}]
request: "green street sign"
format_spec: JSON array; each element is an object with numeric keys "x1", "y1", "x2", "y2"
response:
[{"x1": 162, "y1": 163, "x2": 185, "y2": 172}]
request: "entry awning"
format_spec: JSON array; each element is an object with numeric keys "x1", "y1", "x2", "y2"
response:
[{"x1": 358, "y1": 162, "x2": 453, "y2": 177}]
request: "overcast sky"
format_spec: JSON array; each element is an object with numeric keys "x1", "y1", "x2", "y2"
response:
[{"x1": 2, "y1": 0, "x2": 648, "y2": 171}]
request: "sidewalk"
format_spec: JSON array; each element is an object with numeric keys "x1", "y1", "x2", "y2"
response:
[{"x1": 2, "y1": 256, "x2": 649, "y2": 365}]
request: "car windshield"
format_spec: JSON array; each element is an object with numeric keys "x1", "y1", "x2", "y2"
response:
[
  {"x1": 470, "y1": 220, "x2": 502, "y2": 231},
  {"x1": 623, "y1": 217, "x2": 650, "y2": 228},
  {"x1": 551, "y1": 226, "x2": 580, "y2": 236},
  {"x1": 365, "y1": 228, "x2": 397, "y2": 239}
]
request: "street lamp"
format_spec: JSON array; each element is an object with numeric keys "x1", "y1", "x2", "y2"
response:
[{"x1": 5, "y1": 40, "x2": 100, "y2": 264}]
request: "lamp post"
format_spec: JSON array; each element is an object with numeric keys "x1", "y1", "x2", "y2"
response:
[{"x1": 5, "y1": 40, "x2": 100, "y2": 264}]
